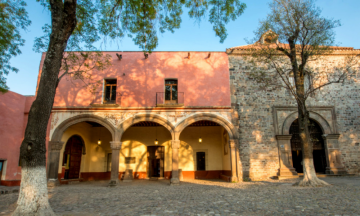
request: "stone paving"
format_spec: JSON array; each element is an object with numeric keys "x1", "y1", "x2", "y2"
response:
[{"x1": 0, "y1": 176, "x2": 360, "y2": 216}]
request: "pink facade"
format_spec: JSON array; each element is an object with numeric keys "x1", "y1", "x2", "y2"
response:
[
  {"x1": 0, "y1": 91, "x2": 35, "y2": 185},
  {"x1": 45, "y1": 52, "x2": 231, "y2": 107}
]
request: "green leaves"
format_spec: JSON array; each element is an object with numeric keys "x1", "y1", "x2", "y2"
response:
[
  {"x1": 208, "y1": 0, "x2": 246, "y2": 43},
  {"x1": 0, "y1": 0, "x2": 30, "y2": 92},
  {"x1": 98, "y1": 0, "x2": 246, "y2": 52}
]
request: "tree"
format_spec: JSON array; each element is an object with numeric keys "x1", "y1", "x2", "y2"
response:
[
  {"x1": 13, "y1": 0, "x2": 246, "y2": 215},
  {"x1": 248, "y1": 0, "x2": 359, "y2": 187},
  {"x1": 0, "y1": 0, "x2": 30, "y2": 92}
]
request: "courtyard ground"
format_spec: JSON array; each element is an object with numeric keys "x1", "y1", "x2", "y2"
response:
[{"x1": 0, "y1": 176, "x2": 359, "y2": 216}]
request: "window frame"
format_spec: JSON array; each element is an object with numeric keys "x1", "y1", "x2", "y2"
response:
[
  {"x1": 164, "y1": 78, "x2": 178, "y2": 104},
  {"x1": 103, "y1": 79, "x2": 117, "y2": 104}
]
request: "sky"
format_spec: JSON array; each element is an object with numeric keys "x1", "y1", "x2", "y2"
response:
[{"x1": 6, "y1": 0, "x2": 360, "y2": 95}]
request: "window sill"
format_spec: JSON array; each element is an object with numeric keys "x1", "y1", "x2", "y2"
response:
[
  {"x1": 156, "y1": 103, "x2": 184, "y2": 107},
  {"x1": 90, "y1": 104, "x2": 120, "y2": 107}
]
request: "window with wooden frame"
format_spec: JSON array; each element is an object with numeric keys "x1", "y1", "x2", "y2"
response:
[
  {"x1": 165, "y1": 79, "x2": 178, "y2": 104},
  {"x1": 104, "y1": 79, "x2": 117, "y2": 104}
]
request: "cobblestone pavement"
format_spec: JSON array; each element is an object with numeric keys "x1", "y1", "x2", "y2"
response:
[{"x1": 0, "y1": 176, "x2": 360, "y2": 216}]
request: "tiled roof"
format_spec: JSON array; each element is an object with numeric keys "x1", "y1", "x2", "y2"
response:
[{"x1": 228, "y1": 43, "x2": 356, "y2": 51}]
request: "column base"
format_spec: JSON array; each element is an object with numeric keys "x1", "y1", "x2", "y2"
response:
[
  {"x1": 47, "y1": 179, "x2": 60, "y2": 187},
  {"x1": 108, "y1": 179, "x2": 120, "y2": 187},
  {"x1": 170, "y1": 178, "x2": 180, "y2": 185},
  {"x1": 326, "y1": 167, "x2": 347, "y2": 175},
  {"x1": 230, "y1": 176, "x2": 238, "y2": 182}
]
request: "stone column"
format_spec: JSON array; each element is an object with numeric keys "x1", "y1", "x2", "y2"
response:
[
  {"x1": 109, "y1": 141, "x2": 122, "y2": 186},
  {"x1": 47, "y1": 141, "x2": 64, "y2": 187},
  {"x1": 322, "y1": 134, "x2": 347, "y2": 175},
  {"x1": 229, "y1": 139, "x2": 238, "y2": 182},
  {"x1": 276, "y1": 135, "x2": 298, "y2": 179},
  {"x1": 170, "y1": 140, "x2": 180, "y2": 185}
]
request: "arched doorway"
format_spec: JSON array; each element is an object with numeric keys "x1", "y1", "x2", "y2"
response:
[
  {"x1": 63, "y1": 135, "x2": 84, "y2": 179},
  {"x1": 120, "y1": 121, "x2": 172, "y2": 179},
  {"x1": 178, "y1": 120, "x2": 232, "y2": 180},
  {"x1": 290, "y1": 119, "x2": 327, "y2": 173}
]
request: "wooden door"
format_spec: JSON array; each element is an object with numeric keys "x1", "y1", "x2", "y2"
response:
[
  {"x1": 147, "y1": 146, "x2": 164, "y2": 177},
  {"x1": 196, "y1": 152, "x2": 206, "y2": 171},
  {"x1": 64, "y1": 136, "x2": 83, "y2": 179}
]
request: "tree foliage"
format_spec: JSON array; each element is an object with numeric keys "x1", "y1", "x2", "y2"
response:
[
  {"x1": 0, "y1": 0, "x2": 30, "y2": 92},
  {"x1": 34, "y1": 0, "x2": 246, "y2": 54}
]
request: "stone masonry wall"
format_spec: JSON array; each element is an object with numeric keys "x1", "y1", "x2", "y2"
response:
[{"x1": 229, "y1": 54, "x2": 360, "y2": 180}]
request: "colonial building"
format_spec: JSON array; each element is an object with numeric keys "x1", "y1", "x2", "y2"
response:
[
  {"x1": 1, "y1": 36, "x2": 360, "y2": 187},
  {"x1": 46, "y1": 51, "x2": 239, "y2": 185},
  {"x1": 227, "y1": 33, "x2": 360, "y2": 180}
]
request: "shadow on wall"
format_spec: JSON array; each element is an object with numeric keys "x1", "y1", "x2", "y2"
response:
[{"x1": 53, "y1": 52, "x2": 230, "y2": 107}]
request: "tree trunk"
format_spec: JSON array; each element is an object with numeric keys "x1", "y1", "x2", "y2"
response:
[
  {"x1": 294, "y1": 104, "x2": 329, "y2": 187},
  {"x1": 12, "y1": 1, "x2": 77, "y2": 215}
]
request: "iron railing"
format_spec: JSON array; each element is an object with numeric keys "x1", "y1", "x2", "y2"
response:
[
  {"x1": 90, "y1": 92, "x2": 121, "y2": 105},
  {"x1": 156, "y1": 92, "x2": 184, "y2": 106}
]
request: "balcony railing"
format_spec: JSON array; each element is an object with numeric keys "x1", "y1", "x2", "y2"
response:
[
  {"x1": 90, "y1": 92, "x2": 121, "y2": 105},
  {"x1": 156, "y1": 92, "x2": 184, "y2": 106}
]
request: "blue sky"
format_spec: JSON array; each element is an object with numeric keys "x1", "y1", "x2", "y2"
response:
[{"x1": 7, "y1": 0, "x2": 360, "y2": 95}]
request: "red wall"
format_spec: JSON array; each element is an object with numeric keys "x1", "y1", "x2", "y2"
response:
[
  {"x1": 0, "y1": 91, "x2": 35, "y2": 183},
  {"x1": 44, "y1": 52, "x2": 231, "y2": 107}
]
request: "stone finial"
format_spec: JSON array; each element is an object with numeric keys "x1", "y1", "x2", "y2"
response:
[
  {"x1": 171, "y1": 140, "x2": 180, "y2": 149},
  {"x1": 229, "y1": 139, "x2": 238, "y2": 149},
  {"x1": 110, "y1": 141, "x2": 122, "y2": 150},
  {"x1": 48, "y1": 141, "x2": 64, "y2": 151}
]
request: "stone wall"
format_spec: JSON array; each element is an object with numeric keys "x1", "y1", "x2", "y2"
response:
[{"x1": 228, "y1": 54, "x2": 360, "y2": 180}]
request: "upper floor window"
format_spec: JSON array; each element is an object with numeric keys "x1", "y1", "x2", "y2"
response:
[
  {"x1": 165, "y1": 79, "x2": 177, "y2": 104},
  {"x1": 104, "y1": 79, "x2": 117, "y2": 104}
]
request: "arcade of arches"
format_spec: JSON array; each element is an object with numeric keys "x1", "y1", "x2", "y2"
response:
[{"x1": 47, "y1": 116, "x2": 239, "y2": 186}]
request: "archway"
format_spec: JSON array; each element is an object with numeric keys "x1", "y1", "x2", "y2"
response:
[
  {"x1": 48, "y1": 114, "x2": 116, "y2": 183},
  {"x1": 290, "y1": 119, "x2": 327, "y2": 173},
  {"x1": 119, "y1": 121, "x2": 173, "y2": 180},
  {"x1": 174, "y1": 113, "x2": 237, "y2": 140},
  {"x1": 177, "y1": 120, "x2": 235, "y2": 181},
  {"x1": 63, "y1": 135, "x2": 84, "y2": 179}
]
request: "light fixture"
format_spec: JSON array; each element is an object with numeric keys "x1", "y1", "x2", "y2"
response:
[
  {"x1": 144, "y1": 53, "x2": 149, "y2": 59},
  {"x1": 199, "y1": 123, "x2": 202, "y2": 143},
  {"x1": 98, "y1": 127, "x2": 102, "y2": 145},
  {"x1": 154, "y1": 125, "x2": 158, "y2": 145}
]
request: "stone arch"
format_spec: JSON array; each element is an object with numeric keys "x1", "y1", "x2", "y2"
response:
[
  {"x1": 282, "y1": 111, "x2": 332, "y2": 135},
  {"x1": 174, "y1": 113, "x2": 237, "y2": 140},
  {"x1": 51, "y1": 114, "x2": 116, "y2": 143},
  {"x1": 118, "y1": 114, "x2": 175, "y2": 140}
]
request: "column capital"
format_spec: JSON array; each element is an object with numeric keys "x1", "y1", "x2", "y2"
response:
[
  {"x1": 275, "y1": 135, "x2": 293, "y2": 140},
  {"x1": 229, "y1": 139, "x2": 238, "y2": 149},
  {"x1": 48, "y1": 141, "x2": 64, "y2": 151},
  {"x1": 171, "y1": 140, "x2": 180, "y2": 149},
  {"x1": 110, "y1": 141, "x2": 122, "y2": 150},
  {"x1": 322, "y1": 134, "x2": 340, "y2": 140}
]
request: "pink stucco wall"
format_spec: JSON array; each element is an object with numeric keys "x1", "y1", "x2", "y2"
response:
[
  {"x1": 43, "y1": 52, "x2": 230, "y2": 107},
  {"x1": 0, "y1": 91, "x2": 35, "y2": 182}
]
